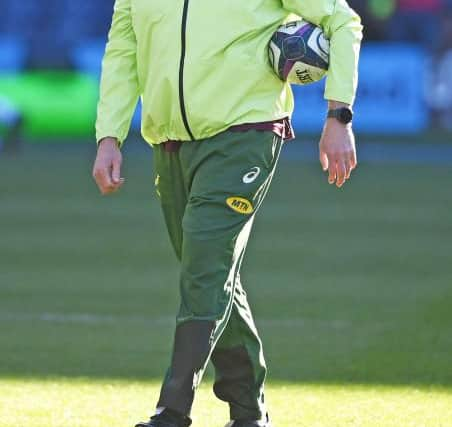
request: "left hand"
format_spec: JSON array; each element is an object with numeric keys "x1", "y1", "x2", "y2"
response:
[{"x1": 319, "y1": 117, "x2": 357, "y2": 188}]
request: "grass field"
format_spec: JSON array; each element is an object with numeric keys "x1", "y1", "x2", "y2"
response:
[{"x1": 1, "y1": 141, "x2": 452, "y2": 427}]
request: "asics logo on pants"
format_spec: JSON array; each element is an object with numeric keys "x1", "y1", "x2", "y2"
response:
[{"x1": 242, "y1": 167, "x2": 261, "y2": 184}]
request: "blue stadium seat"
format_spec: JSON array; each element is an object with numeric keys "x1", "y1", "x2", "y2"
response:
[
  {"x1": 0, "y1": 38, "x2": 27, "y2": 72},
  {"x1": 0, "y1": 0, "x2": 114, "y2": 69},
  {"x1": 1, "y1": 0, "x2": 41, "y2": 41},
  {"x1": 71, "y1": 40, "x2": 106, "y2": 78},
  {"x1": 61, "y1": 0, "x2": 114, "y2": 44}
]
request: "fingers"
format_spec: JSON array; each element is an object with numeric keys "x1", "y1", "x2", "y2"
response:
[
  {"x1": 326, "y1": 153, "x2": 357, "y2": 188},
  {"x1": 327, "y1": 153, "x2": 336, "y2": 185},
  {"x1": 106, "y1": 176, "x2": 125, "y2": 194},
  {"x1": 344, "y1": 150, "x2": 358, "y2": 183},
  {"x1": 336, "y1": 159, "x2": 347, "y2": 188},
  {"x1": 93, "y1": 162, "x2": 124, "y2": 195},
  {"x1": 327, "y1": 156, "x2": 345, "y2": 188},
  {"x1": 93, "y1": 165, "x2": 111, "y2": 192},
  {"x1": 345, "y1": 159, "x2": 351, "y2": 180}
]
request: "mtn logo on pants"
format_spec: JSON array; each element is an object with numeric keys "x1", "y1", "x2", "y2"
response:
[{"x1": 226, "y1": 197, "x2": 254, "y2": 215}]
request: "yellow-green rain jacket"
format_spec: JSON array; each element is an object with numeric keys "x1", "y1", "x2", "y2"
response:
[{"x1": 96, "y1": 0, "x2": 363, "y2": 146}]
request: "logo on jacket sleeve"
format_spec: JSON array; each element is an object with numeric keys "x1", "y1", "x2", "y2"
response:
[{"x1": 226, "y1": 197, "x2": 254, "y2": 215}]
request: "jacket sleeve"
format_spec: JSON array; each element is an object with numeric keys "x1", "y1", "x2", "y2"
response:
[
  {"x1": 280, "y1": 0, "x2": 363, "y2": 105},
  {"x1": 96, "y1": 0, "x2": 139, "y2": 145}
]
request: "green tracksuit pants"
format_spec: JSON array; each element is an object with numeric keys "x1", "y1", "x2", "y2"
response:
[{"x1": 153, "y1": 129, "x2": 283, "y2": 421}]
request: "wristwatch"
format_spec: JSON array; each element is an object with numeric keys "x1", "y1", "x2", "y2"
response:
[{"x1": 327, "y1": 107, "x2": 353, "y2": 125}]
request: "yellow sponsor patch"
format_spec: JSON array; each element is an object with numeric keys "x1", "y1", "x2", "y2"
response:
[{"x1": 226, "y1": 197, "x2": 254, "y2": 215}]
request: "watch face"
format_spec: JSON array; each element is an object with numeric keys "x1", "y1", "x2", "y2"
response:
[{"x1": 340, "y1": 108, "x2": 353, "y2": 123}]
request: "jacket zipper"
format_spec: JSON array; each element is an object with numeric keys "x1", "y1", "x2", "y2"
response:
[{"x1": 179, "y1": 0, "x2": 195, "y2": 140}]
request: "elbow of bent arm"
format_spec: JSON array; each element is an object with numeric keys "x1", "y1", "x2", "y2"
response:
[
  {"x1": 328, "y1": 1, "x2": 364, "y2": 44},
  {"x1": 323, "y1": 2, "x2": 364, "y2": 105}
]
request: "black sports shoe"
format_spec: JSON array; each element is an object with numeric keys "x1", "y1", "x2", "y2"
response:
[
  {"x1": 135, "y1": 409, "x2": 192, "y2": 427},
  {"x1": 224, "y1": 413, "x2": 272, "y2": 427}
]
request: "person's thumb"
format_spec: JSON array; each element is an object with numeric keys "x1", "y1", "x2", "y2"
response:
[
  {"x1": 111, "y1": 159, "x2": 121, "y2": 184},
  {"x1": 319, "y1": 150, "x2": 329, "y2": 172}
]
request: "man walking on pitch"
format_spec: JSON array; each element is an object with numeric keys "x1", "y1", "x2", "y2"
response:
[{"x1": 93, "y1": 0, "x2": 362, "y2": 426}]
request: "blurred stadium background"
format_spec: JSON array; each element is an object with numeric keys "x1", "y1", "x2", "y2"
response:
[
  {"x1": 1, "y1": 1, "x2": 452, "y2": 427},
  {"x1": 1, "y1": 0, "x2": 452, "y2": 143}
]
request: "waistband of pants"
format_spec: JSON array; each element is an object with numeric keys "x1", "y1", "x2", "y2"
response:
[
  {"x1": 161, "y1": 117, "x2": 294, "y2": 153},
  {"x1": 162, "y1": 141, "x2": 183, "y2": 153}
]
